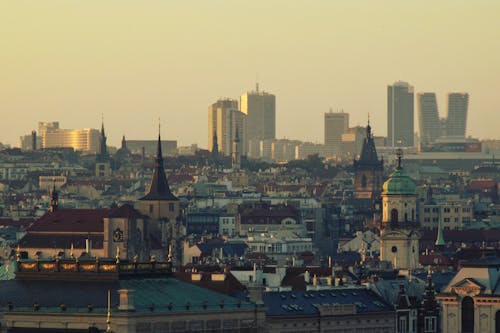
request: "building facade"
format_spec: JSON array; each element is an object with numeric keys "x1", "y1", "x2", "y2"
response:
[
  {"x1": 208, "y1": 99, "x2": 247, "y2": 157},
  {"x1": 324, "y1": 110, "x2": 349, "y2": 156},
  {"x1": 240, "y1": 86, "x2": 276, "y2": 158},
  {"x1": 388, "y1": 81, "x2": 414, "y2": 147},
  {"x1": 446, "y1": 92, "x2": 469, "y2": 137},
  {"x1": 417, "y1": 92, "x2": 441, "y2": 146}
]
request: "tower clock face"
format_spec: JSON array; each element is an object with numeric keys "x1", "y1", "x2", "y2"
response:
[
  {"x1": 113, "y1": 228, "x2": 123, "y2": 242},
  {"x1": 391, "y1": 246, "x2": 398, "y2": 253}
]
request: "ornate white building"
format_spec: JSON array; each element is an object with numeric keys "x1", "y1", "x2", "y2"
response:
[{"x1": 379, "y1": 151, "x2": 420, "y2": 270}]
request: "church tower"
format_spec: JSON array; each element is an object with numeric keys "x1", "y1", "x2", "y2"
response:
[
  {"x1": 379, "y1": 149, "x2": 420, "y2": 269},
  {"x1": 353, "y1": 119, "x2": 384, "y2": 203},
  {"x1": 136, "y1": 130, "x2": 183, "y2": 264},
  {"x1": 137, "y1": 132, "x2": 180, "y2": 221},
  {"x1": 95, "y1": 120, "x2": 112, "y2": 177}
]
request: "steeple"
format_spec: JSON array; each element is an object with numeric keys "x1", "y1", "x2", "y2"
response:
[
  {"x1": 49, "y1": 180, "x2": 58, "y2": 213},
  {"x1": 211, "y1": 131, "x2": 219, "y2": 159},
  {"x1": 357, "y1": 117, "x2": 381, "y2": 165},
  {"x1": 121, "y1": 135, "x2": 126, "y2": 150},
  {"x1": 435, "y1": 213, "x2": 446, "y2": 247},
  {"x1": 139, "y1": 127, "x2": 178, "y2": 201},
  {"x1": 97, "y1": 118, "x2": 109, "y2": 162}
]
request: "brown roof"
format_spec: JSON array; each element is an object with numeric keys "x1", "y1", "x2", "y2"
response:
[
  {"x1": 108, "y1": 204, "x2": 147, "y2": 219},
  {"x1": 27, "y1": 209, "x2": 113, "y2": 233}
]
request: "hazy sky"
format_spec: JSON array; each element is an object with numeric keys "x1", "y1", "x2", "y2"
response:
[{"x1": 1, "y1": 1, "x2": 499, "y2": 148}]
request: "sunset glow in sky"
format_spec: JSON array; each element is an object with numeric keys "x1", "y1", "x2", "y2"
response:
[{"x1": 1, "y1": 1, "x2": 499, "y2": 148}]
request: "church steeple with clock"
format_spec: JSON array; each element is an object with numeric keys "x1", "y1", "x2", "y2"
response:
[{"x1": 379, "y1": 149, "x2": 420, "y2": 270}]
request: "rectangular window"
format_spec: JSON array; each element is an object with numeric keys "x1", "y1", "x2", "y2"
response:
[
  {"x1": 169, "y1": 203, "x2": 175, "y2": 212},
  {"x1": 149, "y1": 204, "x2": 154, "y2": 213},
  {"x1": 424, "y1": 317, "x2": 436, "y2": 332}
]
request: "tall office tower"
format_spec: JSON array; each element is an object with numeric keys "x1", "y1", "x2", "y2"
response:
[
  {"x1": 324, "y1": 109, "x2": 349, "y2": 156},
  {"x1": 417, "y1": 93, "x2": 441, "y2": 146},
  {"x1": 387, "y1": 81, "x2": 414, "y2": 147},
  {"x1": 446, "y1": 93, "x2": 469, "y2": 137},
  {"x1": 240, "y1": 85, "x2": 276, "y2": 158},
  {"x1": 208, "y1": 99, "x2": 246, "y2": 156}
]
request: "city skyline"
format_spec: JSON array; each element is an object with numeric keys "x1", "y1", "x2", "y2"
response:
[{"x1": 2, "y1": 1, "x2": 500, "y2": 148}]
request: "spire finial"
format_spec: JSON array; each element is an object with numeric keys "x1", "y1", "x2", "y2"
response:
[
  {"x1": 368, "y1": 112, "x2": 370, "y2": 126},
  {"x1": 396, "y1": 148, "x2": 403, "y2": 169}
]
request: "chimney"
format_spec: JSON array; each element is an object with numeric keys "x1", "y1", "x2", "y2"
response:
[{"x1": 118, "y1": 289, "x2": 135, "y2": 311}]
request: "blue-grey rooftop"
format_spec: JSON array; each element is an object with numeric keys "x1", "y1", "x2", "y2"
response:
[{"x1": 263, "y1": 287, "x2": 393, "y2": 317}]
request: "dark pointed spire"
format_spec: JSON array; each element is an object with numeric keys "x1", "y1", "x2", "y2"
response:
[
  {"x1": 97, "y1": 117, "x2": 109, "y2": 161},
  {"x1": 121, "y1": 135, "x2": 126, "y2": 150},
  {"x1": 358, "y1": 118, "x2": 380, "y2": 165},
  {"x1": 211, "y1": 131, "x2": 219, "y2": 159},
  {"x1": 50, "y1": 179, "x2": 58, "y2": 213},
  {"x1": 140, "y1": 125, "x2": 178, "y2": 201}
]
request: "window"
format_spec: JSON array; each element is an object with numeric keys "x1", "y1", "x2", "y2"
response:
[
  {"x1": 424, "y1": 316, "x2": 436, "y2": 332},
  {"x1": 149, "y1": 204, "x2": 154, "y2": 213},
  {"x1": 462, "y1": 297, "x2": 474, "y2": 333},
  {"x1": 398, "y1": 316, "x2": 407, "y2": 333},
  {"x1": 361, "y1": 174, "x2": 367, "y2": 188},
  {"x1": 169, "y1": 203, "x2": 175, "y2": 212},
  {"x1": 391, "y1": 209, "x2": 399, "y2": 224}
]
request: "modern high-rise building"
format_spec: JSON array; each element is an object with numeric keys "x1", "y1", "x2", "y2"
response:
[
  {"x1": 37, "y1": 122, "x2": 100, "y2": 153},
  {"x1": 387, "y1": 81, "x2": 414, "y2": 147},
  {"x1": 240, "y1": 85, "x2": 276, "y2": 157},
  {"x1": 208, "y1": 99, "x2": 246, "y2": 156},
  {"x1": 324, "y1": 109, "x2": 349, "y2": 156},
  {"x1": 417, "y1": 93, "x2": 441, "y2": 145},
  {"x1": 446, "y1": 92, "x2": 469, "y2": 137}
]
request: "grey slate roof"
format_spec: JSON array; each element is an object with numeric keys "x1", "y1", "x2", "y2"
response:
[{"x1": 262, "y1": 287, "x2": 393, "y2": 317}]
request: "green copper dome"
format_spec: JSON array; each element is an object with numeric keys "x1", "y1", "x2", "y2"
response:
[{"x1": 382, "y1": 166, "x2": 416, "y2": 195}]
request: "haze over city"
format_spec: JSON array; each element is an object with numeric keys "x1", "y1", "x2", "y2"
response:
[{"x1": 2, "y1": 0, "x2": 500, "y2": 148}]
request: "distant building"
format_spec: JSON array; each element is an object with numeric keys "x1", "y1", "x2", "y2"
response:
[
  {"x1": 417, "y1": 92, "x2": 441, "y2": 146},
  {"x1": 341, "y1": 126, "x2": 365, "y2": 158},
  {"x1": 37, "y1": 121, "x2": 100, "y2": 153},
  {"x1": 241, "y1": 85, "x2": 276, "y2": 157},
  {"x1": 324, "y1": 110, "x2": 349, "y2": 156},
  {"x1": 446, "y1": 92, "x2": 469, "y2": 137},
  {"x1": 208, "y1": 98, "x2": 246, "y2": 157},
  {"x1": 126, "y1": 139, "x2": 177, "y2": 156},
  {"x1": 388, "y1": 81, "x2": 414, "y2": 147}
]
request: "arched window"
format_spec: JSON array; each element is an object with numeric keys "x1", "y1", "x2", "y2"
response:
[
  {"x1": 404, "y1": 213, "x2": 408, "y2": 222},
  {"x1": 461, "y1": 296, "x2": 474, "y2": 333},
  {"x1": 361, "y1": 175, "x2": 367, "y2": 188},
  {"x1": 391, "y1": 209, "x2": 398, "y2": 224},
  {"x1": 411, "y1": 209, "x2": 415, "y2": 221}
]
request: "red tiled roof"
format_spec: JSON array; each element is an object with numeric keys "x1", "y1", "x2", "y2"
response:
[{"x1": 469, "y1": 179, "x2": 496, "y2": 191}]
